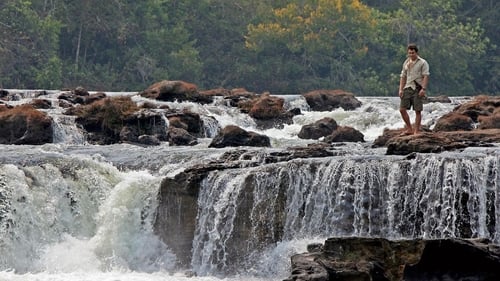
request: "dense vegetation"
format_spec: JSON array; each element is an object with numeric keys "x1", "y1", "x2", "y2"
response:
[{"x1": 0, "y1": 0, "x2": 497, "y2": 96}]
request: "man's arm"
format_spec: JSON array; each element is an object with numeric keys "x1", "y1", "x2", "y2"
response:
[{"x1": 399, "y1": 76, "x2": 406, "y2": 97}]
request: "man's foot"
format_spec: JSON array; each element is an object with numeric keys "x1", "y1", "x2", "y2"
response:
[{"x1": 399, "y1": 130, "x2": 414, "y2": 136}]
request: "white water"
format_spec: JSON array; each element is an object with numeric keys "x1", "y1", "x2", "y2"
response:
[{"x1": 0, "y1": 92, "x2": 497, "y2": 281}]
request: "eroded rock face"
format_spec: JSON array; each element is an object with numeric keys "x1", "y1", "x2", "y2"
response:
[
  {"x1": 284, "y1": 237, "x2": 500, "y2": 281},
  {"x1": 0, "y1": 104, "x2": 53, "y2": 144}
]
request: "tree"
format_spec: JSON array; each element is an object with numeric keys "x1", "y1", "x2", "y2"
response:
[
  {"x1": 0, "y1": 0, "x2": 62, "y2": 89},
  {"x1": 245, "y1": 0, "x2": 378, "y2": 93},
  {"x1": 381, "y1": 0, "x2": 490, "y2": 95}
]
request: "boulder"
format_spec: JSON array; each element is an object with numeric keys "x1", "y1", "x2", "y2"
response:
[
  {"x1": 284, "y1": 237, "x2": 500, "y2": 281},
  {"x1": 324, "y1": 126, "x2": 365, "y2": 143},
  {"x1": 0, "y1": 104, "x2": 53, "y2": 144},
  {"x1": 67, "y1": 96, "x2": 167, "y2": 145},
  {"x1": 209, "y1": 125, "x2": 271, "y2": 148},
  {"x1": 140, "y1": 80, "x2": 213, "y2": 104},
  {"x1": 298, "y1": 117, "x2": 338, "y2": 140},
  {"x1": 167, "y1": 127, "x2": 198, "y2": 146},
  {"x1": 167, "y1": 111, "x2": 204, "y2": 137},
  {"x1": 303, "y1": 89, "x2": 362, "y2": 111},
  {"x1": 433, "y1": 112, "x2": 474, "y2": 132},
  {"x1": 236, "y1": 92, "x2": 300, "y2": 129},
  {"x1": 454, "y1": 95, "x2": 500, "y2": 122}
]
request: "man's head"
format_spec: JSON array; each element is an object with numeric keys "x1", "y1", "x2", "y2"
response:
[{"x1": 407, "y1": 43, "x2": 419, "y2": 60}]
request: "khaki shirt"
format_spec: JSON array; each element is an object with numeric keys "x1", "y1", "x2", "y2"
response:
[{"x1": 400, "y1": 56, "x2": 430, "y2": 90}]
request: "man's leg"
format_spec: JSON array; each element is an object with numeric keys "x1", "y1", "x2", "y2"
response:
[
  {"x1": 399, "y1": 108, "x2": 413, "y2": 134},
  {"x1": 414, "y1": 111, "x2": 422, "y2": 134}
]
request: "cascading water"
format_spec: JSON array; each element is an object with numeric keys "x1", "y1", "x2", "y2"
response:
[
  {"x1": 187, "y1": 152, "x2": 500, "y2": 276},
  {"x1": 0, "y1": 92, "x2": 498, "y2": 281}
]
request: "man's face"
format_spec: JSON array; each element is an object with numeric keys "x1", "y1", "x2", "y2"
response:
[{"x1": 407, "y1": 49, "x2": 418, "y2": 60}]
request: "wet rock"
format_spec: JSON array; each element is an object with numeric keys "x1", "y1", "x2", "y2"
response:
[
  {"x1": 303, "y1": 89, "x2": 362, "y2": 111},
  {"x1": 298, "y1": 117, "x2": 338, "y2": 140},
  {"x1": 433, "y1": 112, "x2": 474, "y2": 132},
  {"x1": 209, "y1": 125, "x2": 271, "y2": 148},
  {"x1": 167, "y1": 111, "x2": 204, "y2": 137},
  {"x1": 384, "y1": 129, "x2": 500, "y2": 155},
  {"x1": 324, "y1": 126, "x2": 365, "y2": 143},
  {"x1": 140, "y1": 80, "x2": 213, "y2": 104},
  {"x1": 0, "y1": 104, "x2": 53, "y2": 144},
  {"x1": 167, "y1": 127, "x2": 198, "y2": 146},
  {"x1": 285, "y1": 237, "x2": 500, "y2": 281},
  {"x1": 425, "y1": 95, "x2": 451, "y2": 103}
]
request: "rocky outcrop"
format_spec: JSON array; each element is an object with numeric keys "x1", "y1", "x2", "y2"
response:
[
  {"x1": 375, "y1": 96, "x2": 500, "y2": 155},
  {"x1": 0, "y1": 104, "x2": 53, "y2": 144},
  {"x1": 140, "y1": 80, "x2": 213, "y2": 104},
  {"x1": 208, "y1": 125, "x2": 271, "y2": 148},
  {"x1": 58, "y1": 87, "x2": 106, "y2": 105},
  {"x1": 284, "y1": 237, "x2": 500, "y2": 281},
  {"x1": 303, "y1": 89, "x2": 362, "y2": 111},
  {"x1": 66, "y1": 96, "x2": 167, "y2": 145},
  {"x1": 153, "y1": 145, "x2": 335, "y2": 268}
]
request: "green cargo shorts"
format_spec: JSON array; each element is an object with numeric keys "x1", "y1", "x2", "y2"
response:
[{"x1": 400, "y1": 87, "x2": 423, "y2": 111}]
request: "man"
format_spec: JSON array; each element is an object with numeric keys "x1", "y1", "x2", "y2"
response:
[{"x1": 398, "y1": 43, "x2": 430, "y2": 135}]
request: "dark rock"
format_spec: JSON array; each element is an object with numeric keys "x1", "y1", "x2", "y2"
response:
[
  {"x1": 303, "y1": 89, "x2": 362, "y2": 111},
  {"x1": 167, "y1": 111, "x2": 204, "y2": 137},
  {"x1": 30, "y1": 99, "x2": 52, "y2": 109},
  {"x1": 298, "y1": 117, "x2": 338, "y2": 140},
  {"x1": 167, "y1": 127, "x2": 198, "y2": 146},
  {"x1": 433, "y1": 111, "x2": 474, "y2": 132},
  {"x1": 137, "y1": 134, "x2": 161, "y2": 146},
  {"x1": 285, "y1": 237, "x2": 500, "y2": 281},
  {"x1": 140, "y1": 80, "x2": 213, "y2": 104},
  {"x1": 425, "y1": 95, "x2": 451, "y2": 103},
  {"x1": 0, "y1": 105, "x2": 53, "y2": 144},
  {"x1": 209, "y1": 125, "x2": 270, "y2": 148},
  {"x1": 324, "y1": 126, "x2": 365, "y2": 143},
  {"x1": 453, "y1": 95, "x2": 500, "y2": 122}
]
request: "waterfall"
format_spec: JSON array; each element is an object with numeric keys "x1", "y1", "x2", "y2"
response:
[
  {"x1": 189, "y1": 153, "x2": 500, "y2": 275},
  {"x1": 0, "y1": 155, "x2": 174, "y2": 274}
]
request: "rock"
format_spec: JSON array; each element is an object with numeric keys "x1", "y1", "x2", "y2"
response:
[
  {"x1": 167, "y1": 111, "x2": 204, "y2": 137},
  {"x1": 209, "y1": 125, "x2": 271, "y2": 148},
  {"x1": 298, "y1": 117, "x2": 338, "y2": 140},
  {"x1": 324, "y1": 126, "x2": 365, "y2": 143},
  {"x1": 167, "y1": 127, "x2": 198, "y2": 146},
  {"x1": 303, "y1": 89, "x2": 362, "y2": 111},
  {"x1": 67, "y1": 96, "x2": 168, "y2": 145},
  {"x1": 454, "y1": 95, "x2": 500, "y2": 122},
  {"x1": 137, "y1": 134, "x2": 161, "y2": 146},
  {"x1": 385, "y1": 130, "x2": 500, "y2": 155},
  {"x1": 140, "y1": 80, "x2": 213, "y2": 104},
  {"x1": 285, "y1": 237, "x2": 500, "y2": 281},
  {"x1": 425, "y1": 95, "x2": 451, "y2": 103},
  {"x1": 30, "y1": 99, "x2": 52, "y2": 109},
  {"x1": 433, "y1": 112, "x2": 474, "y2": 132},
  {"x1": 0, "y1": 104, "x2": 53, "y2": 144},
  {"x1": 478, "y1": 108, "x2": 500, "y2": 129}
]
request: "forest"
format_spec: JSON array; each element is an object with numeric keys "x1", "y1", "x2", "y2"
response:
[{"x1": 0, "y1": 0, "x2": 498, "y2": 96}]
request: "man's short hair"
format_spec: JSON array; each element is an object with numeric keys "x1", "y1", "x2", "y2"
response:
[{"x1": 407, "y1": 43, "x2": 419, "y2": 53}]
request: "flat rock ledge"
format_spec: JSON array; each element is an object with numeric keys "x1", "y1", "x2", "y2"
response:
[{"x1": 284, "y1": 237, "x2": 500, "y2": 281}]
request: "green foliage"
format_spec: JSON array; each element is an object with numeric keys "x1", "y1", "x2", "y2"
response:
[{"x1": 0, "y1": 0, "x2": 497, "y2": 95}]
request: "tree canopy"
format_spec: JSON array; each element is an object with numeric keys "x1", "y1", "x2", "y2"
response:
[{"x1": 0, "y1": 0, "x2": 497, "y2": 96}]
